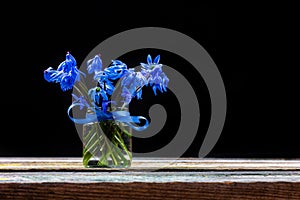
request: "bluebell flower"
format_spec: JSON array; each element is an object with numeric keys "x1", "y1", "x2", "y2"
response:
[
  {"x1": 121, "y1": 69, "x2": 147, "y2": 103},
  {"x1": 104, "y1": 60, "x2": 128, "y2": 80},
  {"x1": 44, "y1": 52, "x2": 83, "y2": 91},
  {"x1": 87, "y1": 54, "x2": 102, "y2": 74},
  {"x1": 140, "y1": 54, "x2": 161, "y2": 70},
  {"x1": 88, "y1": 87, "x2": 102, "y2": 105},
  {"x1": 94, "y1": 71, "x2": 115, "y2": 96},
  {"x1": 140, "y1": 54, "x2": 169, "y2": 95},
  {"x1": 88, "y1": 83, "x2": 114, "y2": 107},
  {"x1": 148, "y1": 66, "x2": 169, "y2": 95},
  {"x1": 91, "y1": 69, "x2": 116, "y2": 106},
  {"x1": 57, "y1": 52, "x2": 77, "y2": 73}
]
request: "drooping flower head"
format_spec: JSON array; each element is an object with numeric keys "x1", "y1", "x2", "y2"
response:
[
  {"x1": 44, "y1": 52, "x2": 83, "y2": 91},
  {"x1": 57, "y1": 52, "x2": 77, "y2": 73},
  {"x1": 121, "y1": 69, "x2": 147, "y2": 104},
  {"x1": 87, "y1": 54, "x2": 102, "y2": 74},
  {"x1": 88, "y1": 87, "x2": 103, "y2": 105},
  {"x1": 140, "y1": 54, "x2": 169, "y2": 95},
  {"x1": 104, "y1": 60, "x2": 128, "y2": 80}
]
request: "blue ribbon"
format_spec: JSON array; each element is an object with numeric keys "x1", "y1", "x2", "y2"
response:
[{"x1": 67, "y1": 103, "x2": 149, "y2": 131}]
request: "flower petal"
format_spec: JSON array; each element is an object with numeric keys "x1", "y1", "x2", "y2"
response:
[
  {"x1": 153, "y1": 55, "x2": 160, "y2": 64},
  {"x1": 152, "y1": 85, "x2": 157, "y2": 96},
  {"x1": 147, "y1": 54, "x2": 152, "y2": 65},
  {"x1": 140, "y1": 63, "x2": 149, "y2": 69}
]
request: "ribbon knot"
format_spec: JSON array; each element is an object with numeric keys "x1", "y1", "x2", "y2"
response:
[{"x1": 67, "y1": 103, "x2": 149, "y2": 131}]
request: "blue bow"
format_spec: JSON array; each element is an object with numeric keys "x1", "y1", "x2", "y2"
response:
[{"x1": 67, "y1": 103, "x2": 149, "y2": 131}]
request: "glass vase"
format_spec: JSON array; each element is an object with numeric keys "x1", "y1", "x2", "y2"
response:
[{"x1": 82, "y1": 120, "x2": 132, "y2": 168}]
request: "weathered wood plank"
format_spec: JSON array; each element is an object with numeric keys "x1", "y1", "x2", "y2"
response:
[
  {"x1": 1, "y1": 157, "x2": 300, "y2": 171},
  {"x1": 1, "y1": 182, "x2": 300, "y2": 200},
  {"x1": 1, "y1": 171, "x2": 300, "y2": 183},
  {"x1": 1, "y1": 157, "x2": 300, "y2": 199}
]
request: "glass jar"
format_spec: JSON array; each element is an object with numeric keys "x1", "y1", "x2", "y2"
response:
[{"x1": 82, "y1": 117, "x2": 132, "y2": 168}]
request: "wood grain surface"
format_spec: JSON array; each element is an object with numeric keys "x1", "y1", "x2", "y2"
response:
[
  {"x1": 1, "y1": 157, "x2": 300, "y2": 171},
  {"x1": 1, "y1": 157, "x2": 300, "y2": 199}
]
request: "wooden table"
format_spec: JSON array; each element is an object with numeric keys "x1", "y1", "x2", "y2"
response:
[{"x1": 1, "y1": 157, "x2": 300, "y2": 199}]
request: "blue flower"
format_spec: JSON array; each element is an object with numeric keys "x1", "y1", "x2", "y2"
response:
[
  {"x1": 91, "y1": 70, "x2": 115, "y2": 105},
  {"x1": 94, "y1": 71, "x2": 115, "y2": 97},
  {"x1": 88, "y1": 87, "x2": 102, "y2": 105},
  {"x1": 88, "y1": 83, "x2": 113, "y2": 106},
  {"x1": 104, "y1": 60, "x2": 128, "y2": 80},
  {"x1": 44, "y1": 52, "x2": 82, "y2": 91},
  {"x1": 147, "y1": 66, "x2": 169, "y2": 95},
  {"x1": 140, "y1": 54, "x2": 169, "y2": 95},
  {"x1": 57, "y1": 52, "x2": 77, "y2": 73},
  {"x1": 121, "y1": 70, "x2": 147, "y2": 103},
  {"x1": 87, "y1": 54, "x2": 102, "y2": 74},
  {"x1": 140, "y1": 54, "x2": 161, "y2": 70}
]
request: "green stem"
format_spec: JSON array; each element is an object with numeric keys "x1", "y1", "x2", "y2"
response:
[
  {"x1": 98, "y1": 122, "x2": 119, "y2": 166},
  {"x1": 115, "y1": 130, "x2": 132, "y2": 160},
  {"x1": 112, "y1": 137, "x2": 130, "y2": 166},
  {"x1": 77, "y1": 81, "x2": 89, "y2": 95},
  {"x1": 73, "y1": 85, "x2": 86, "y2": 99}
]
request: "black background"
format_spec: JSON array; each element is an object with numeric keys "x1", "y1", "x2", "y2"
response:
[{"x1": 0, "y1": 2, "x2": 299, "y2": 158}]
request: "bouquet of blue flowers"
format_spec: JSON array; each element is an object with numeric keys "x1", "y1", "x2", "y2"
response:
[{"x1": 43, "y1": 52, "x2": 169, "y2": 167}]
